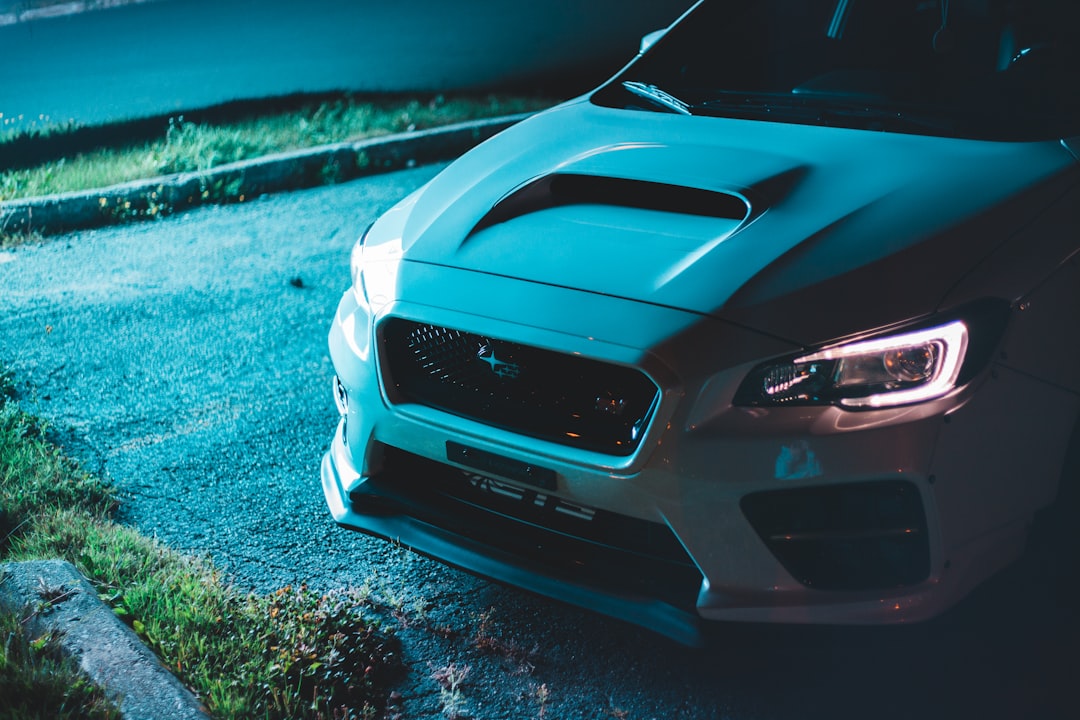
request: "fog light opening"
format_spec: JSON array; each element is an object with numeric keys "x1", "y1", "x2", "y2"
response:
[{"x1": 740, "y1": 480, "x2": 930, "y2": 591}]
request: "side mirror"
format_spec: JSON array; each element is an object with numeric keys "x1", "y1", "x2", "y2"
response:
[{"x1": 639, "y1": 29, "x2": 667, "y2": 54}]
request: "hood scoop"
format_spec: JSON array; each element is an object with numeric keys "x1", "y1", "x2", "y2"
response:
[
  {"x1": 471, "y1": 173, "x2": 750, "y2": 236},
  {"x1": 401, "y1": 139, "x2": 814, "y2": 306}
]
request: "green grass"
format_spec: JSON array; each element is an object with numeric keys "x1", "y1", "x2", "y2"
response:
[
  {"x1": 0, "y1": 609, "x2": 122, "y2": 720},
  {"x1": 0, "y1": 94, "x2": 554, "y2": 201},
  {"x1": 0, "y1": 367, "x2": 400, "y2": 719}
]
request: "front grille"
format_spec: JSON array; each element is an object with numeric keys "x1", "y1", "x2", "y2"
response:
[
  {"x1": 380, "y1": 319, "x2": 659, "y2": 456},
  {"x1": 351, "y1": 447, "x2": 704, "y2": 610}
]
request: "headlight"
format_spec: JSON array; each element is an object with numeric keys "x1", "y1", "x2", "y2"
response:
[{"x1": 734, "y1": 321, "x2": 969, "y2": 409}]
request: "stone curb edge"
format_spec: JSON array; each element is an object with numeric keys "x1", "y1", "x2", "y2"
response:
[
  {"x1": 0, "y1": 112, "x2": 534, "y2": 237},
  {"x1": 0, "y1": 559, "x2": 211, "y2": 720}
]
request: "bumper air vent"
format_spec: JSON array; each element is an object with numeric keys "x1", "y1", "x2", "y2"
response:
[{"x1": 740, "y1": 480, "x2": 930, "y2": 591}]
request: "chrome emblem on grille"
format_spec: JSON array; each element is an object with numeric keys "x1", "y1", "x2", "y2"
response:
[{"x1": 476, "y1": 340, "x2": 521, "y2": 379}]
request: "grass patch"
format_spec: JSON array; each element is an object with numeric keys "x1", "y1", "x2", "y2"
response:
[
  {"x1": 0, "y1": 609, "x2": 122, "y2": 720},
  {"x1": 0, "y1": 94, "x2": 554, "y2": 201},
  {"x1": 0, "y1": 367, "x2": 400, "y2": 719}
]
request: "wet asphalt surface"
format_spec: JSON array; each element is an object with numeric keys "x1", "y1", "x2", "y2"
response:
[{"x1": 1, "y1": 166, "x2": 1078, "y2": 720}]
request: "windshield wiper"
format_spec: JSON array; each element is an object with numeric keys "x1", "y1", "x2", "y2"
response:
[{"x1": 621, "y1": 81, "x2": 692, "y2": 115}]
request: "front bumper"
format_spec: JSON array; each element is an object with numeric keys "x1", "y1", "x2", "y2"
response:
[
  {"x1": 321, "y1": 270, "x2": 1073, "y2": 642},
  {"x1": 322, "y1": 421, "x2": 707, "y2": 644}
]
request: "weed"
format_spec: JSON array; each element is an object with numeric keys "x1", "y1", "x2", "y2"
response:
[
  {"x1": 0, "y1": 367, "x2": 15, "y2": 403},
  {"x1": 0, "y1": 147, "x2": 162, "y2": 202},
  {"x1": 321, "y1": 156, "x2": 344, "y2": 185},
  {"x1": 370, "y1": 577, "x2": 421, "y2": 626},
  {"x1": 26, "y1": 578, "x2": 78, "y2": 621},
  {"x1": 534, "y1": 682, "x2": 551, "y2": 719},
  {"x1": 0, "y1": 229, "x2": 44, "y2": 248},
  {"x1": 0, "y1": 111, "x2": 77, "y2": 144},
  {"x1": 0, "y1": 366, "x2": 401, "y2": 719},
  {"x1": 0, "y1": 403, "x2": 117, "y2": 556},
  {"x1": 0, "y1": 210, "x2": 43, "y2": 248},
  {"x1": 0, "y1": 94, "x2": 556, "y2": 203},
  {"x1": 431, "y1": 661, "x2": 471, "y2": 719},
  {"x1": 429, "y1": 623, "x2": 459, "y2": 641},
  {"x1": 411, "y1": 596, "x2": 430, "y2": 622},
  {"x1": 96, "y1": 184, "x2": 174, "y2": 224},
  {"x1": 379, "y1": 580, "x2": 407, "y2": 613},
  {"x1": 8, "y1": 509, "x2": 401, "y2": 719},
  {"x1": 260, "y1": 585, "x2": 400, "y2": 719},
  {"x1": 471, "y1": 607, "x2": 539, "y2": 672},
  {"x1": 152, "y1": 116, "x2": 268, "y2": 175},
  {"x1": 198, "y1": 174, "x2": 244, "y2": 204},
  {"x1": 0, "y1": 607, "x2": 121, "y2": 719}
]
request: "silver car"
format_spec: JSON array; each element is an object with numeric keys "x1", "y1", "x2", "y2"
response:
[{"x1": 322, "y1": 0, "x2": 1080, "y2": 644}]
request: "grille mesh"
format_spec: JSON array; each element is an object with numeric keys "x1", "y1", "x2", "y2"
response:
[{"x1": 381, "y1": 319, "x2": 658, "y2": 455}]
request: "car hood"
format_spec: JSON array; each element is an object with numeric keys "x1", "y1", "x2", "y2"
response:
[{"x1": 390, "y1": 98, "x2": 1079, "y2": 345}]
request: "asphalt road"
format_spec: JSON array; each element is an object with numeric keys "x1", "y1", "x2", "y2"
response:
[{"x1": 2, "y1": 167, "x2": 1078, "y2": 720}]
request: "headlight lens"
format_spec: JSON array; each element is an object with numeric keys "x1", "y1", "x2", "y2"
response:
[{"x1": 735, "y1": 321, "x2": 969, "y2": 409}]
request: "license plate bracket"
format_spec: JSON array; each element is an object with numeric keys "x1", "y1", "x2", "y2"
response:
[{"x1": 446, "y1": 442, "x2": 557, "y2": 491}]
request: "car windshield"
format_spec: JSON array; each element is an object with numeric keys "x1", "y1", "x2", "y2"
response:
[{"x1": 593, "y1": 0, "x2": 1080, "y2": 140}]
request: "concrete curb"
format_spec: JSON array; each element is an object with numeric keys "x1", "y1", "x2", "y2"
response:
[
  {"x1": 0, "y1": 559, "x2": 211, "y2": 720},
  {"x1": 0, "y1": 112, "x2": 532, "y2": 237}
]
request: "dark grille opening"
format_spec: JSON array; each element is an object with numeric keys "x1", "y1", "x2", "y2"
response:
[
  {"x1": 351, "y1": 446, "x2": 704, "y2": 610},
  {"x1": 380, "y1": 319, "x2": 659, "y2": 456},
  {"x1": 740, "y1": 480, "x2": 930, "y2": 592}
]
